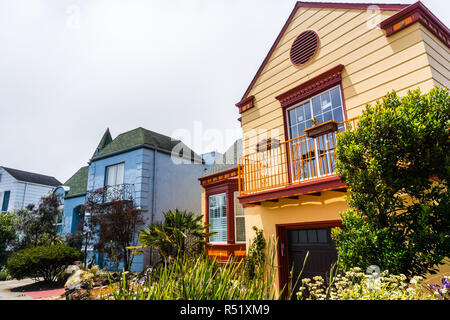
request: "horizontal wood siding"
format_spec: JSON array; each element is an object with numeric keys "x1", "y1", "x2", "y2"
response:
[
  {"x1": 420, "y1": 26, "x2": 450, "y2": 88},
  {"x1": 240, "y1": 6, "x2": 445, "y2": 154},
  {"x1": 14, "y1": 182, "x2": 53, "y2": 210}
]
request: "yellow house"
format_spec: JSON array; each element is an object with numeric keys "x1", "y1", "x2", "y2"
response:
[{"x1": 234, "y1": 1, "x2": 449, "y2": 292}]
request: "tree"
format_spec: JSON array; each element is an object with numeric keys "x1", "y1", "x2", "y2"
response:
[
  {"x1": 82, "y1": 187, "x2": 144, "y2": 271},
  {"x1": 137, "y1": 209, "x2": 214, "y2": 262},
  {"x1": 11, "y1": 193, "x2": 62, "y2": 250},
  {"x1": 333, "y1": 86, "x2": 450, "y2": 277},
  {"x1": 0, "y1": 213, "x2": 17, "y2": 265}
]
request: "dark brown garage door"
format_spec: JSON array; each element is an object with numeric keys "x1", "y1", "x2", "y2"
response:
[{"x1": 288, "y1": 227, "x2": 337, "y2": 284}]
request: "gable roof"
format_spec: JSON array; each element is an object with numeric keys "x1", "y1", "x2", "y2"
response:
[
  {"x1": 1, "y1": 166, "x2": 61, "y2": 187},
  {"x1": 202, "y1": 139, "x2": 242, "y2": 177},
  {"x1": 237, "y1": 1, "x2": 410, "y2": 103},
  {"x1": 90, "y1": 127, "x2": 203, "y2": 162},
  {"x1": 63, "y1": 166, "x2": 89, "y2": 199}
]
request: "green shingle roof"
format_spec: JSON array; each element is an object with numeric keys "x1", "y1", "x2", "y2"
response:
[
  {"x1": 91, "y1": 127, "x2": 202, "y2": 162},
  {"x1": 64, "y1": 166, "x2": 89, "y2": 199}
]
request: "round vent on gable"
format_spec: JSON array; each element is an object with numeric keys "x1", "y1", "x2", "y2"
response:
[{"x1": 290, "y1": 30, "x2": 319, "y2": 67}]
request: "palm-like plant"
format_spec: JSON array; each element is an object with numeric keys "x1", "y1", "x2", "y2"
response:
[{"x1": 136, "y1": 209, "x2": 216, "y2": 261}]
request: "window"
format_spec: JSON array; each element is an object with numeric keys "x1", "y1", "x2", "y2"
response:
[
  {"x1": 287, "y1": 85, "x2": 344, "y2": 181},
  {"x1": 1, "y1": 191, "x2": 10, "y2": 213},
  {"x1": 288, "y1": 228, "x2": 330, "y2": 244},
  {"x1": 209, "y1": 193, "x2": 227, "y2": 243},
  {"x1": 234, "y1": 192, "x2": 246, "y2": 243},
  {"x1": 287, "y1": 85, "x2": 344, "y2": 139},
  {"x1": 105, "y1": 163, "x2": 125, "y2": 186}
]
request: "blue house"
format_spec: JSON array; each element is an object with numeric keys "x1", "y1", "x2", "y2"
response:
[{"x1": 54, "y1": 127, "x2": 205, "y2": 271}]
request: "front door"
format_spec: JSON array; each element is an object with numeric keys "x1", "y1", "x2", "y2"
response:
[
  {"x1": 288, "y1": 227, "x2": 337, "y2": 282},
  {"x1": 277, "y1": 223, "x2": 340, "y2": 297}
]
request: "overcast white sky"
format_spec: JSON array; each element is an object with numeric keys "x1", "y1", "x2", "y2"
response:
[{"x1": 0, "y1": 0, "x2": 448, "y2": 183}]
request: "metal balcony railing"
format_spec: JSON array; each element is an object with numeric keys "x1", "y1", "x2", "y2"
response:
[
  {"x1": 86, "y1": 183, "x2": 135, "y2": 204},
  {"x1": 238, "y1": 117, "x2": 358, "y2": 196}
]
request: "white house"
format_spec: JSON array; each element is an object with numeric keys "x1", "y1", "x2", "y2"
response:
[{"x1": 0, "y1": 166, "x2": 61, "y2": 212}]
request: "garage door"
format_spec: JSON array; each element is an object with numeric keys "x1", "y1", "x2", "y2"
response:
[{"x1": 288, "y1": 227, "x2": 337, "y2": 283}]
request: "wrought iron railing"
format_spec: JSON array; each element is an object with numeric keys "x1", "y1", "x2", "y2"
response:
[
  {"x1": 86, "y1": 183, "x2": 135, "y2": 204},
  {"x1": 238, "y1": 117, "x2": 358, "y2": 196}
]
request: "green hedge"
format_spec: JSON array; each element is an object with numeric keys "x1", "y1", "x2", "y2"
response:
[{"x1": 7, "y1": 245, "x2": 81, "y2": 282}]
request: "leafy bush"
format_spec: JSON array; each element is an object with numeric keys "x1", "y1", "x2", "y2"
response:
[
  {"x1": 244, "y1": 226, "x2": 266, "y2": 280},
  {"x1": 296, "y1": 267, "x2": 435, "y2": 300},
  {"x1": 0, "y1": 212, "x2": 17, "y2": 264},
  {"x1": 334, "y1": 86, "x2": 450, "y2": 277},
  {"x1": 7, "y1": 245, "x2": 82, "y2": 282},
  {"x1": 136, "y1": 209, "x2": 214, "y2": 262},
  {"x1": 0, "y1": 266, "x2": 10, "y2": 281}
]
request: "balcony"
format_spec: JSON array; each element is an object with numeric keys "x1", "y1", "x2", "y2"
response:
[
  {"x1": 238, "y1": 118, "x2": 358, "y2": 202},
  {"x1": 86, "y1": 183, "x2": 135, "y2": 204}
]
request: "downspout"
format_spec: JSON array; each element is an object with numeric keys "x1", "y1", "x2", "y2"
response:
[
  {"x1": 151, "y1": 147, "x2": 157, "y2": 225},
  {"x1": 149, "y1": 147, "x2": 157, "y2": 265}
]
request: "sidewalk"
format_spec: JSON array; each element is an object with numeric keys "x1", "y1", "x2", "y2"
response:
[{"x1": 0, "y1": 278, "x2": 65, "y2": 300}]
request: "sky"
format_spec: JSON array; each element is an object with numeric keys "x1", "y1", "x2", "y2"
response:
[{"x1": 0, "y1": 0, "x2": 448, "y2": 183}]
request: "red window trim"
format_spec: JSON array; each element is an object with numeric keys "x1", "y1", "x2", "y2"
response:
[
  {"x1": 204, "y1": 177, "x2": 239, "y2": 246},
  {"x1": 275, "y1": 64, "x2": 345, "y2": 109}
]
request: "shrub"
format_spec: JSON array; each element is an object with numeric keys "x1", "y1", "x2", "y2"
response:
[
  {"x1": 7, "y1": 245, "x2": 82, "y2": 282},
  {"x1": 136, "y1": 209, "x2": 214, "y2": 262},
  {"x1": 107, "y1": 237, "x2": 287, "y2": 300},
  {"x1": 0, "y1": 266, "x2": 10, "y2": 281},
  {"x1": 334, "y1": 86, "x2": 450, "y2": 277},
  {"x1": 244, "y1": 226, "x2": 266, "y2": 280}
]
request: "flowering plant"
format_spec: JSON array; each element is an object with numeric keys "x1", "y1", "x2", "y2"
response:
[
  {"x1": 296, "y1": 267, "x2": 435, "y2": 300},
  {"x1": 428, "y1": 276, "x2": 449, "y2": 300}
]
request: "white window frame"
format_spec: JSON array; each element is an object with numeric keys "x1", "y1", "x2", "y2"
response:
[
  {"x1": 233, "y1": 192, "x2": 246, "y2": 244},
  {"x1": 286, "y1": 85, "x2": 345, "y2": 182},
  {"x1": 208, "y1": 193, "x2": 227, "y2": 244},
  {"x1": 105, "y1": 162, "x2": 125, "y2": 186}
]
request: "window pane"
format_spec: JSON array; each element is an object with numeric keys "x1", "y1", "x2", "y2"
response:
[
  {"x1": 323, "y1": 111, "x2": 333, "y2": 122},
  {"x1": 106, "y1": 166, "x2": 115, "y2": 186},
  {"x1": 289, "y1": 109, "x2": 297, "y2": 127},
  {"x1": 209, "y1": 193, "x2": 227, "y2": 243},
  {"x1": 116, "y1": 163, "x2": 124, "y2": 185},
  {"x1": 312, "y1": 96, "x2": 321, "y2": 116},
  {"x1": 317, "y1": 229, "x2": 328, "y2": 243},
  {"x1": 234, "y1": 192, "x2": 244, "y2": 217},
  {"x1": 304, "y1": 102, "x2": 311, "y2": 121},
  {"x1": 330, "y1": 87, "x2": 342, "y2": 108},
  {"x1": 320, "y1": 91, "x2": 332, "y2": 112},
  {"x1": 235, "y1": 217, "x2": 246, "y2": 242},
  {"x1": 333, "y1": 107, "x2": 344, "y2": 123},
  {"x1": 307, "y1": 230, "x2": 317, "y2": 243},
  {"x1": 298, "y1": 230, "x2": 308, "y2": 243}
]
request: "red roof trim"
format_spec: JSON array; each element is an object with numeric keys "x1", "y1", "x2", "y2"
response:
[
  {"x1": 297, "y1": 2, "x2": 410, "y2": 11},
  {"x1": 199, "y1": 167, "x2": 238, "y2": 181},
  {"x1": 380, "y1": 1, "x2": 450, "y2": 48},
  {"x1": 237, "y1": 1, "x2": 409, "y2": 103},
  {"x1": 235, "y1": 95, "x2": 255, "y2": 114}
]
